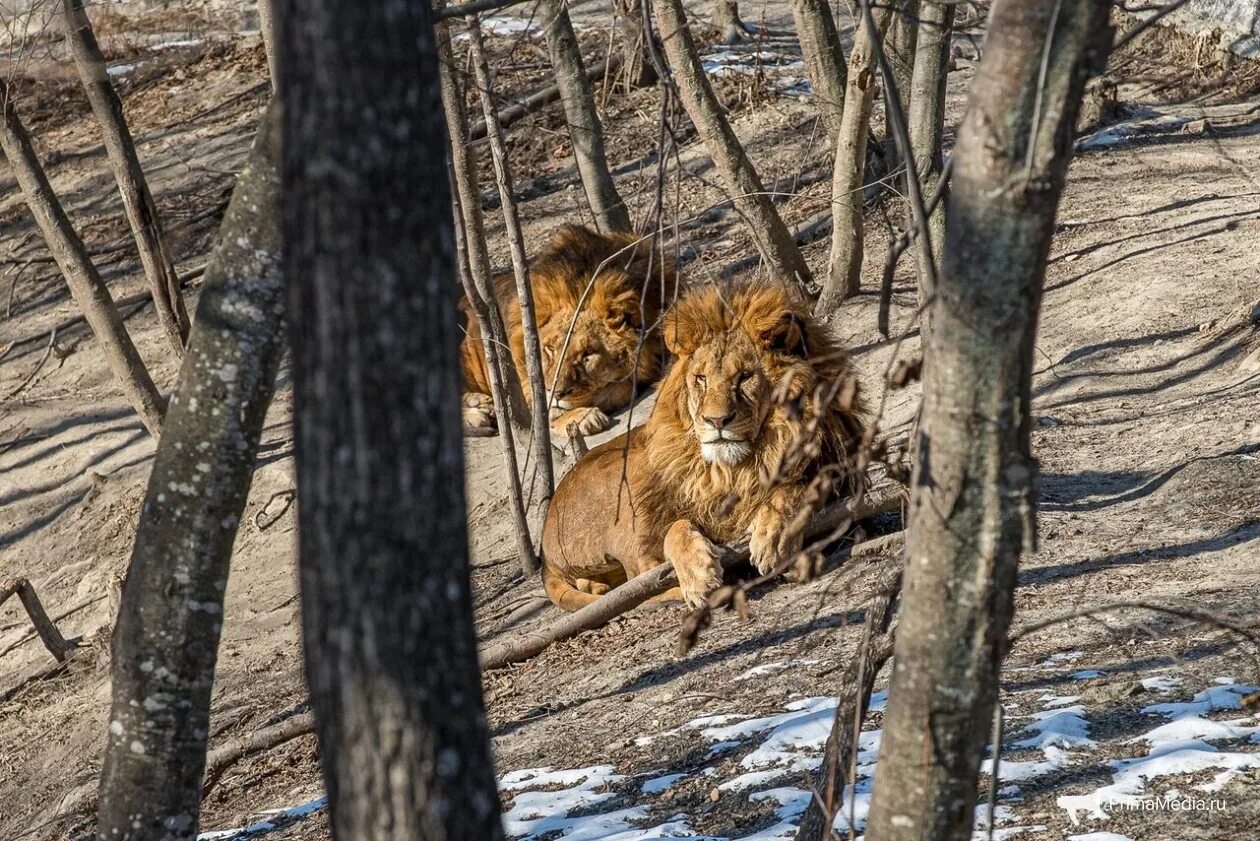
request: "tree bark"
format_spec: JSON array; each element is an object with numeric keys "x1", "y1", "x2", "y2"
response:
[
  {"x1": 61, "y1": 0, "x2": 190, "y2": 355},
  {"x1": 863, "y1": 3, "x2": 1113, "y2": 840},
  {"x1": 790, "y1": 0, "x2": 847, "y2": 139},
  {"x1": 537, "y1": 0, "x2": 632, "y2": 232},
  {"x1": 467, "y1": 18, "x2": 556, "y2": 502},
  {"x1": 885, "y1": 0, "x2": 919, "y2": 126},
  {"x1": 815, "y1": 1, "x2": 896, "y2": 314},
  {"x1": 440, "y1": 11, "x2": 540, "y2": 577},
  {"x1": 96, "y1": 104, "x2": 285, "y2": 841},
  {"x1": 612, "y1": 0, "x2": 657, "y2": 91},
  {"x1": 654, "y1": 0, "x2": 813, "y2": 294},
  {"x1": 906, "y1": 0, "x2": 953, "y2": 305},
  {"x1": 0, "y1": 80, "x2": 166, "y2": 438},
  {"x1": 712, "y1": 0, "x2": 748, "y2": 44},
  {"x1": 280, "y1": 0, "x2": 508, "y2": 838}
]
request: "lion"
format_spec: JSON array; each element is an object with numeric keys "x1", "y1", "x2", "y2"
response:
[
  {"x1": 460, "y1": 224, "x2": 676, "y2": 437},
  {"x1": 540, "y1": 281, "x2": 866, "y2": 611}
]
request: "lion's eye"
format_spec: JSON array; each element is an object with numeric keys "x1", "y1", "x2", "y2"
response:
[{"x1": 694, "y1": 374, "x2": 706, "y2": 389}]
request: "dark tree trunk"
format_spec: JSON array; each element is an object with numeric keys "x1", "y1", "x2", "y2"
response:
[
  {"x1": 790, "y1": 0, "x2": 847, "y2": 139},
  {"x1": 654, "y1": 0, "x2": 813, "y2": 294},
  {"x1": 906, "y1": 0, "x2": 953, "y2": 305},
  {"x1": 815, "y1": 1, "x2": 896, "y2": 313},
  {"x1": 61, "y1": 0, "x2": 190, "y2": 355},
  {"x1": 863, "y1": 3, "x2": 1113, "y2": 840},
  {"x1": 0, "y1": 79, "x2": 166, "y2": 438},
  {"x1": 96, "y1": 104, "x2": 284, "y2": 841},
  {"x1": 612, "y1": 0, "x2": 657, "y2": 91},
  {"x1": 278, "y1": 2, "x2": 507, "y2": 840},
  {"x1": 712, "y1": 0, "x2": 748, "y2": 44},
  {"x1": 538, "y1": 0, "x2": 632, "y2": 232}
]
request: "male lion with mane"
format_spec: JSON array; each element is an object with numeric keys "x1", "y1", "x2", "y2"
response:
[
  {"x1": 541, "y1": 282, "x2": 866, "y2": 610},
  {"x1": 460, "y1": 224, "x2": 676, "y2": 436}
]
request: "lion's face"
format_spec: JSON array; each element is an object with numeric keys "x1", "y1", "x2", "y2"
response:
[
  {"x1": 676, "y1": 331, "x2": 774, "y2": 465},
  {"x1": 540, "y1": 300, "x2": 644, "y2": 412}
]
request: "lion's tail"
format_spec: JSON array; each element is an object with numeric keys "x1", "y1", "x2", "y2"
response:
[{"x1": 542, "y1": 562, "x2": 600, "y2": 612}]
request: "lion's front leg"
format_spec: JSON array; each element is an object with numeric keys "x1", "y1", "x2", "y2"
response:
[
  {"x1": 550, "y1": 405, "x2": 613, "y2": 437},
  {"x1": 663, "y1": 520, "x2": 724, "y2": 609},
  {"x1": 748, "y1": 487, "x2": 807, "y2": 580}
]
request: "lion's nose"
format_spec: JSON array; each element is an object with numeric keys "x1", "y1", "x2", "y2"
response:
[{"x1": 704, "y1": 411, "x2": 736, "y2": 430}]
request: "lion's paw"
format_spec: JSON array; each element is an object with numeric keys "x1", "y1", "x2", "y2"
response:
[
  {"x1": 551, "y1": 406, "x2": 613, "y2": 438},
  {"x1": 748, "y1": 509, "x2": 801, "y2": 578},
  {"x1": 664, "y1": 520, "x2": 723, "y2": 609},
  {"x1": 462, "y1": 392, "x2": 496, "y2": 432}
]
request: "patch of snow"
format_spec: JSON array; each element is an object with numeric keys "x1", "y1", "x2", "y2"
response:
[
  {"x1": 1040, "y1": 651, "x2": 1084, "y2": 666},
  {"x1": 1070, "y1": 670, "x2": 1107, "y2": 680},
  {"x1": 1141, "y1": 676, "x2": 1182, "y2": 694},
  {"x1": 1067, "y1": 833, "x2": 1134, "y2": 841},
  {"x1": 1011, "y1": 706, "x2": 1095, "y2": 751},
  {"x1": 1039, "y1": 693, "x2": 1082, "y2": 708},
  {"x1": 735, "y1": 659, "x2": 820, "y2": 681},
  {"x1": 639, "y1": 773, "x2": 686, "y2": 795}
]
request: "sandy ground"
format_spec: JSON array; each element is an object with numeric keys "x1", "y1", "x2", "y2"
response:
[{"x1": 1, "y1": 4, "x2": 1259, "y2": 841}]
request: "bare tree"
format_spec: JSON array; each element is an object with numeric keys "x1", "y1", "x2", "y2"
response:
[
  {"x1": 612, "y1": 0, "x2": 657, "y2": 91},
  {"x1": 791, "y1": 0, "x2": 847, "y2": 139},
  {"x1": 711, "y1": 0, "x2": 748, "y2": 44},
  {"x1": 0, "y1": 81, "x2": 166, "y2": 437},
  {"x1": 60, "y1": 0, "x2": 190, "y2": 355},
  {"x1": 653, "y1": 0, "x2": 813, "y2": 293},
  {"x1": 439, "y1": 11, "x2": 540, "y2": 577},
  {"x1": 815, "y1": 1, "x2": 897, "y2": 313},
  {"x1": 885, "y1": 0, "x2": 919, "y2": 121},
  {"x1": 466, "y1": 17, "x2": 555, "y2": 498},
  {"x1": 863, "y1": 2, "x2": 1113, "y2": 839},
  {"x1": 537, "y1": 0, "x2": 632, "y2": 232},
  {"x1": 96, "y1": 105, "x2": 284, "y2": 841},
  {"x1": 257, "y1": 0, "x2": 278, "y2": 86},
  {"x1": 280, "y1": 0, "x2": 507, "y2": 837},
  {"x1": 906, "y1": 0, "x2": 953, "y2": 303}
]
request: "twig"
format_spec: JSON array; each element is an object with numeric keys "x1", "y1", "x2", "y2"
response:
[
  {"x1": 480, "y1": 486, "x2": 903, "y2": 671},
  {"x1": 0, "y1": 578, "x2": 76, "y2": 662},
  {"x1": 201, "y1": 712, "x2": 315, "y2": 795},
  {"x1": 6, "y1": 327, "x2": 56, "y2": 398},
  {"x1": 254, "y1": 488, "x2": 296, "y2": 531},
  {"x1": 878, "y1": 155, "x2": 954, "y2": 337}
]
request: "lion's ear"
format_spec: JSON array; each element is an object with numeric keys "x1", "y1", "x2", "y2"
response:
[
  {"x1": 664, "y1": 308, "x2": 699, "y2": 356},
  {"x1": 753, "y1": 311, "x2": 809, "y2": 356}
]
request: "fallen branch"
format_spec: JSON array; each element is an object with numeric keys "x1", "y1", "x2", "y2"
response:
[
  {"x1": 479, "y1": 485, "x2": 902, "y2": 671},
  {"x1": 0, "y1": 578, "x2": 75, "y2": 662},
  {"x1": 0, "y1": 592, "x2": 104, "y2": 659},
  {"x1": 201, "y1": 712, "x2": 315, "y2": 795},
  {"x1": 468, "y1": 54, "x2": 622, "y2": 141}
]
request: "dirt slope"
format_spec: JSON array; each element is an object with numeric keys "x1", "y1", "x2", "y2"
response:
[{"x1": 1, "y1": 8, "x2": 1259, "y2": 841}]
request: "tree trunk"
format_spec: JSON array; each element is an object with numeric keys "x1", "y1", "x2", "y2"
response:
[
  {"x1": 96, "y1": 104, "x2": 284, "y2": 841},
  {"x1": 61, "y1": 0, "x2": 190, "y2": 355},
  {"x1": 906, "y1": 0, "x2": 953, "y2": 304},
  {"x1": 0, "y1": 81, "x2": 166, "y2": 438},
  {"x1": 440, "y1": 10, "x2": 540, "y2": 577},
  {"x1": 466, "y1": 17, "x2": 555, "y2": 500},
  {"x1": 280, "y1": 2, "x2": 508, "y2": 838},
  {"x1": 790, "y1": 0, "x2": 847, "y2": 139},
  {"x1": 612, "y1": 0, "x2": 657, "y2": 91},
  {"x1": 538, "y1": 0, "x2": 632, "y2": 232},
  {"x1": 863, "y1": 3, "x2": 1113, "y2": 840},
  {"x1": 712, "y1": 0, "x2": 748, "y2": 44},
  {"x1": 795, "y1": 558, "x2": 900, "y2": 840},
  {"x1": 257, "y1": 0, "x2": 278, "y2": 86},
  {"x1": 880, "y1": 0, "x2": 919, "y2": 186},
  {"x1": 654, "y1": 0, "x2": 813, "y2": 294},
  {"x1": 815, "y1": 1, "x2": 896, "y2": 314}
]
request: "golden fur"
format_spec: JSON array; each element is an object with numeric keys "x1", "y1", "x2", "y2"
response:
[
  {"x1": 541, "y1": 282, "x2": 865, "y2": 611},
  {"x1": 460, "y1": 224, "x2": 676, "y2": 436}
]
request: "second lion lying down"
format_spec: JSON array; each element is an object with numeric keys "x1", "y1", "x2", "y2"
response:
[{"x1": 541, "y1": 282, "x2": 866, "y2": 610}]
